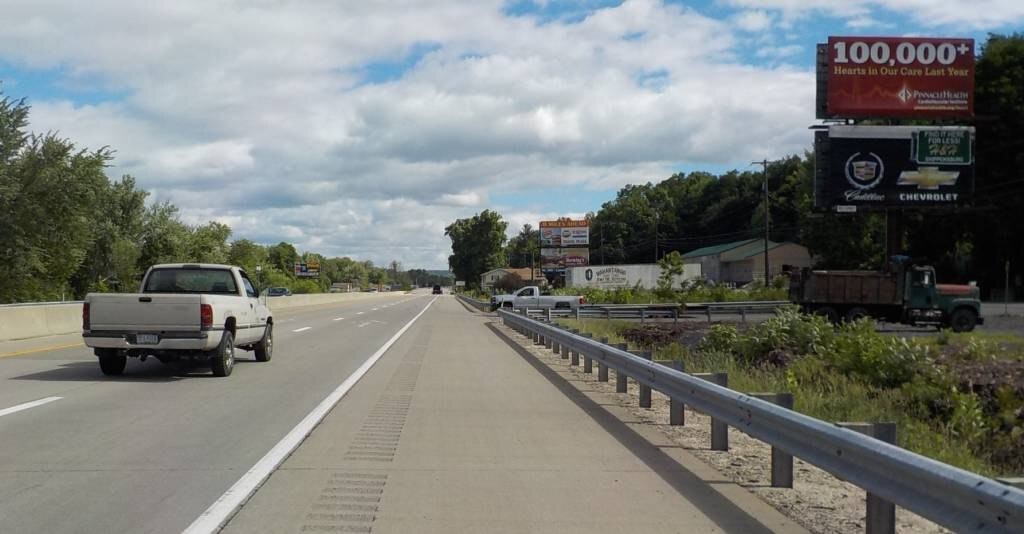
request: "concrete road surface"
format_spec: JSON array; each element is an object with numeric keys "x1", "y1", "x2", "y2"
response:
[
  {"x1": 223, "y1": 297, "x2": 804, "y2": 533},
  {"x1": 0, "y1": 293, "x2": 803, "y2": 533}
]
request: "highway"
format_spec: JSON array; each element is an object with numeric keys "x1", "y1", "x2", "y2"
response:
[
  {"x1": 0, "y1": 292, "x2": 433, "y2": 534},
  {"x1": 0, "y1": 292, "x2": 802, "y2": 534}
]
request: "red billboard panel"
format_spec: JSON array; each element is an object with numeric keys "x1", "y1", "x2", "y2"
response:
[{"x1": 826, "y1": 36, "x2": 974, "y2": 118}]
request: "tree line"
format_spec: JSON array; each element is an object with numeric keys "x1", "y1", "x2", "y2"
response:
[
  {"x1": 447, "y1": 33, "x2": 1024, "y2": 297},
  {"x1": 0, "y1": 96, "x2": 451, "y2": 303}
]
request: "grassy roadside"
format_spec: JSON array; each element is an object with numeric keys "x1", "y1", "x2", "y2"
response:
[{"x1": 557, "y1": 311, "x2": 1024, "y2": 477}]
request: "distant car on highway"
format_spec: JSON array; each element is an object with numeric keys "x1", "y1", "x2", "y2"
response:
[
  {"x1": 266, "y1": 287, "x2": 291, "y2": 297},
  {"x1": 432, "y1": 285, "x2": 443, "y2": 294}
]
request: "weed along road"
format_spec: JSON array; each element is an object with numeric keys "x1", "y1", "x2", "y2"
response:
[{"x1": 0, "y1": 294, "x2": 804, "y2": 534}]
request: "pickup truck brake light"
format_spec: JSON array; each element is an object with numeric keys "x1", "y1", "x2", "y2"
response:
[
  {"x1": 579, "y1": 297, "x2": 585, "y2": 305},
  {"x1": 201, "y1": 304, "x2": 214, "y2": 330},
  {"x1": 82, "y1": 302, "x2": 90, "y2": 330}
]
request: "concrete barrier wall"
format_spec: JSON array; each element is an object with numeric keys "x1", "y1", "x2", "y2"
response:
[
  {"x1": 0, "y1": 303, "x2": 81, "y2": 341},
  {"x1": 0, "y1": 292, "x2": 404, "y2": 342}
]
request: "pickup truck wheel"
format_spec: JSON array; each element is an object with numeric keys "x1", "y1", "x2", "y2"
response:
[
  {"x1": 254, "y1": 323, "x2": 273, "y2": 362},
  {"x1": 98, "y1": 351, "x2": 127, "y2": 376},
  {"x1": 950, "y1": 308, "x2": 978, "y2": 333},
  {"x1": 210, "y1": 331, "x2": 235, "y2": 377}
]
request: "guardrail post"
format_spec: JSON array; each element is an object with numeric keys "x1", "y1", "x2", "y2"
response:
[
  {"x1": 605, "y1": 308, "x2": 611, "y2": 321},
  {"x1": 582, "y1": 333, "x2": 593, "y2": 373},
  {"x1": 673, "y1": 308, "x2": 679, "y2": 325},
  {"x1": 545, "y1": 308, "x2": 552, "y2": 322},
  {"x1": 638, "y1": 351, "x2": 653, "y2": 408},
  {"x1": 561, "y1": 330, "x2": 572, "y2": 360},
  {"x1": 575, "y1": 307, "x2": 580, "y2": 320},
  {"x1": 740, "y1": 308, "x2": 747, "y2": 323},
  {"x1": 594, "y1": 337, "x2": 608, "y2": 379},
  {"x1": 570, "y1": 331, "x2": 581, "y2": 366},
  {"x1": 668, "y1": 360, "x2": 685, "y2": 425},
  {"x1": 838, "y1": 422, "x2": 897, "y2": 534},
  {"x1": 694, "y1": 372, "x2": 729, "y2": 451},
  {"x1": 614, "y1": 343, "x2": 629, "y2": 393},
  {"x1": 544, "y1": 331, "x2": 553, "y2": 349},
  {"x1": 640, "y1": 309, "x2": 646, "y2": 324},
  {"x1": 706, "y1": 307, "x2": 712, "y2": 323},
  {"x1": 749, "y1": 393, "x2": 794, "y2": 488},
  {"x1": 552, "y1": 336, "x2": 560, "y2": 354}
]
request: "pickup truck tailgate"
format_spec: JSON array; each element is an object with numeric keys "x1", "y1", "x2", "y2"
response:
[{"x1": 88, "y1": 294, "x2": 203, "y2": 331}]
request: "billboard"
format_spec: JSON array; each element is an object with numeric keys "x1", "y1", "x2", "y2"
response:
[
  {"x1": 819, "y1": 36, "x2": 974, "y2": 118},
  {"x1": 814, "y1": 125, "x2": 975, "y2": 210},
  {"x1": 294, "y1": 260, "x2": 321, "y2": 278},
  {"x1": 539, "y1": 219, "x2": 590, "y2": 273}
]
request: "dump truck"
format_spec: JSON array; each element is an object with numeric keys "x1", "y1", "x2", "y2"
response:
[{"x1": 789, "y1": 260, "x2": 983, "y2": 332}]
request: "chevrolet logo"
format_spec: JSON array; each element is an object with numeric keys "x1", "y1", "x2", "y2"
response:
[{"x1": 897, "y1": 167, "x2": 959, "y2": 190}]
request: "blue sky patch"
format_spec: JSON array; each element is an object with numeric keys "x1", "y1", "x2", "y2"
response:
[
  {"x1": 0, "y1": 62, "x2": 128, "y2": 105},
  {"x1": 357, "y1": 42, "x2": 442, "y2": 85}
]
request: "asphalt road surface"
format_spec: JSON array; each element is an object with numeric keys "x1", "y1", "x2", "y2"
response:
[{"x1": 0, "y1": 292, "x2": 432, "y2": 533}]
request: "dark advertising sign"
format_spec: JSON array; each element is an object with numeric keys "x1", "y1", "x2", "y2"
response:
[
  {"x1": 821, "y1": 36, "x2": 974, "y2": 118},
  {"x1": 814, "y1": 125, "x2": 974, "y2": 210}
]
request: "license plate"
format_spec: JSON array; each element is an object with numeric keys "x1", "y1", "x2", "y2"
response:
[{"x1": 136, "y1": 334, "x2": 159, "y2": 345}]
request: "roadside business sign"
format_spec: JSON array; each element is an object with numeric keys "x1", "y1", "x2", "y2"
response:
[
  {"x1": 539, "y1": 219, "x2": 590, "y2": 274},
  {"x1": 819, "y1": 36, "x2": 974, "y2": 119},
  {"x1": 294, "y1": 261, "x2": 320, "y2": 278},
  {"x1": 814, "y1": 125, "x2": 975, "y2": 210},
  {"x1": 913, "y1": 129, "x2": 972, "y2": 165},
  {"x1": 562, "y1": 248, "x2": 590, "y2": 267}
]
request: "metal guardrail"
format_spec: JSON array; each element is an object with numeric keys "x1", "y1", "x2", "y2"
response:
[
  {"x1": 455, "y1": 294, "x2": 492, "y2": 312},
  {"x1": 498, "y1": 308, "x2": 1024, "y2": 533},
  {"x1": 685, "y1": 300, "x2": 790, "y2": 322}
]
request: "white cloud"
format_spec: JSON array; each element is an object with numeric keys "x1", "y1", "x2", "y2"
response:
[
  {"x1": 4, "y1": 0, "x2": 838, "y2": 268},
  {"x1": 720, "y1": 0, "x2": 1024, "y2": 29},
  {"x1": 732, "y1": 10, "x2": 773, "y2": 32}
]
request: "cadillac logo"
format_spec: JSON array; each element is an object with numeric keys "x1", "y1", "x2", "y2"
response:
[{"x1": 845, "y1": 152, "x2": 885, "y2": 190}]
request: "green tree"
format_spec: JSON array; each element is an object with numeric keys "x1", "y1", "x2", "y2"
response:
[
  {"x1": 505, "y1": 224, "x2": 540, "y2": 269},
  {"x1": 267, "y1": 242, "x2": 298, "y2": 274},
  {"x1": 0, "y1": 95, "x2": 113, "y2": 301},
  {"x1": 187, "y1": 221, "x2": 232, "y2": 264},
  {"x1": 228, "y1": 239, "x2": 268, "y2": 273},
  {"x1": 445, "y1": 209, "x2": 507, "y2": 289}
]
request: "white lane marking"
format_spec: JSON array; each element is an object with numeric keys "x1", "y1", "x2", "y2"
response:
[
  {"x1": 371, "y1": 308, "x2": 379, "y2": 311},
  {"x1": 292, "y1": 327, "x2": 312, "y2": 333},
  {"x1": 0, "y1": 396, "x2": 63, "y2": 418},
  {"x1": 356, "y1": 312, "x2": 364, "y2": 315},
  {"x1": 183, "y1": 296, "x2": 437, "y2": 534},
  {"x1": 332, "y1": 317, "x2": 345, "y2": 321}
]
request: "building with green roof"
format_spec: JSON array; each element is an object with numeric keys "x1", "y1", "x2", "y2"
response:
[{"x1": 683, "y1": 238, "x2": 812, "y2": 284}]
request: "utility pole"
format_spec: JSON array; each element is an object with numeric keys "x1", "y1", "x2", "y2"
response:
[
  {"x1": 654, "y1": 212, "x2": 660, "y2": 263},
  {"x1": 752, "y1": 159, "x2": 770, "y2": 284}
]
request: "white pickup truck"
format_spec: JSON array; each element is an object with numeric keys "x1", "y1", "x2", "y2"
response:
[
  {"x1": 82, "y1": 264, "x2": 273, "y2": 377},
  {"x1": 490, "y1": 286, "x2": 585, "y2": 311}
]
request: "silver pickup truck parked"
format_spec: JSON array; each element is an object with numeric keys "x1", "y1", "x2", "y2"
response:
[
  {"x1": 82, "y1": 264, "x2": 273, "y2": 377},
  {"x1": 490, "y1": 286, "x2": 585, "y2": 311}
]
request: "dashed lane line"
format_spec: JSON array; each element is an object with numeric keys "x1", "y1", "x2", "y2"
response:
[
  {"x1": 292, "y1": 327, "x2": 312, "y2": 333},
  {"x1": 0, "y1": 396, "x2": 63, "y2": 418}
]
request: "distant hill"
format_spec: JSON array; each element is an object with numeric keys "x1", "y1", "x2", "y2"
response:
[{"x1": 425, "y1": 270, "x2": 454, "y2": 279}]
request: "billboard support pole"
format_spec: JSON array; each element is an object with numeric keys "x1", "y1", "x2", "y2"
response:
[{"x1": 885, "y1": 210, "x2": 904, "y2": 265}]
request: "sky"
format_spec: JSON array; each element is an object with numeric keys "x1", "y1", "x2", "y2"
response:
[{"x1": 1, "y1": 1, "x2": 1022, "y2": 269}]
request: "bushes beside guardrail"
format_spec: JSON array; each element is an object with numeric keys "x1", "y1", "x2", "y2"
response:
[{"x1": 559, "y1": 307, "x2": 1024, "y2": 477}]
